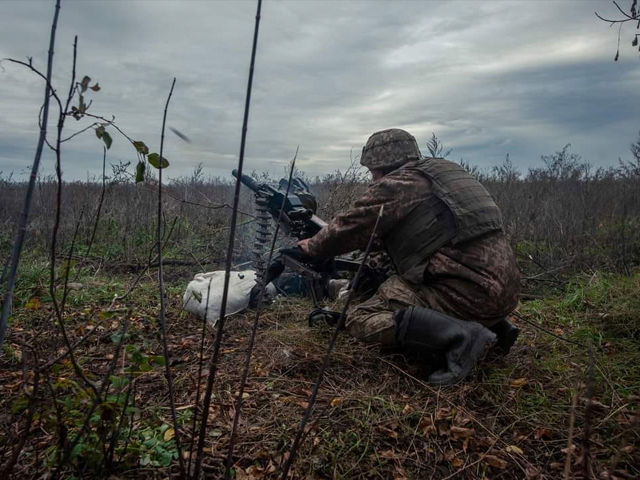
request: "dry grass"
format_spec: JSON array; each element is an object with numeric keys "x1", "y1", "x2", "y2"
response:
[{"x1": 1, "y1": 267, "x2": 638, "y2": 479}]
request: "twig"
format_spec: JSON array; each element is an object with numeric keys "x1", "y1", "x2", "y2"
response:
[
  {"x1": 0, "y1": 0, "x2": 61, "y2": 355},
  {"x1": 45, "y1": 35, "x2": 101, "y2": 401},
  {"x1": 54, "y1": 311, "x2": 131, "y2": 477},
  {"x1": 0, "y1": 347, "x2": 41, "y2": 479},
  {"x1": 280, "y1": 205, "x2": 384, "y2": 479},
  {"x1": 564, "y1": 377, "x2": 581, "y2": 480},
  {"x1": 225, "y1": 147, "x2": 298, "y2": 478},
  {"x1": 155, "y1": 77, "x2": 186, "y2": 477},
  {"x1": 512, "y1": 311, "x2": 587, "y2": 348},
  {"x1": 72, "y1": 146, "x2": 108, "y2": 281},
  {"x1": 104, "y1": 375, "x2": 135, "y2": 471},
  {"x1": 581, "y1": 341, "x2": 595, "y2": 479},
  {"x1": 192, "y1": 1, "x2": 263, "y2": 477},
  {"x1": 60, "y1": 121, "x2": 99, "y2": 143}
]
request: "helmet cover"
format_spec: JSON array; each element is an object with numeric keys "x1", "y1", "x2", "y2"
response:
[{"x1": 360, "y1": 128, "x2": 421, "y2": 170}]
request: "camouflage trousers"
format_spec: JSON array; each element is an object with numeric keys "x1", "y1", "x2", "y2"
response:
[{"x1": 345, "y1": 275, "x2": 509, "y2": 347}]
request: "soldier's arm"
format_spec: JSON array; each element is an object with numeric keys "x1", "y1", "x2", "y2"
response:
[{"x1": 305, "y1": 169, "x2": 430, "y2": 259}]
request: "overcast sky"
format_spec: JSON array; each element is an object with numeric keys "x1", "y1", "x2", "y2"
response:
[{"x1": 1, "y1": 0, "x2": 639, "y2": 182}]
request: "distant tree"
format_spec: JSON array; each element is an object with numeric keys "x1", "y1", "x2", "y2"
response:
[
  {"x1": 492, "y1": 153, "x2": 521, "y2": 182},
  {"x1": 619, "y1": 130, "x2": 640, "y2": 177},
  {"x1": 596, "y1": 0, "x2": 639, "y2": 60}
]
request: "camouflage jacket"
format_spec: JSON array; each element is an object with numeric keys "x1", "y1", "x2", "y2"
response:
[
  {"x1": 306, "y1": 166, "x2": 521, "y2": 315},
  {"x1": 307, "y1": 166, "x2": 433, "y2": 260}
]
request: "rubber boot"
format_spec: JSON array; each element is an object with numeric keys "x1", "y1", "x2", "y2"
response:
[
  {"x1": 488, "y1": 317, "x2": 520, "y2": 354},
  {"x1": 393, "y1": 306, "x2": 497, "y2": 385}
]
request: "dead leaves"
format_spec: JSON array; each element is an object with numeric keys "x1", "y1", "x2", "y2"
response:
[
  {"x1": 450, "y1": 426, "x2": 474, "y2": 440},
  {"x1": 509, "y1": 377, "x2": 528, "y2": 388},
  {"x1": 482, "y1": 454, "x2": 508, "y2": 469}
]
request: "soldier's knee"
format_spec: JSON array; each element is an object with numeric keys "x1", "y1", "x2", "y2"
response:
[{"x1": 345, "y1": 311, "x2": 395, "y2": 346}]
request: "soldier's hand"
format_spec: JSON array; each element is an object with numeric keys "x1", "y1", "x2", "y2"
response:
[{"x1": 297, "y1": 239, "x2": 311, "y2": 255}]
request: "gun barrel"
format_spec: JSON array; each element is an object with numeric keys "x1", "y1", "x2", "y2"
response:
[{"x1": 232, "y1": 169, "x2": 260, "y2": 192}]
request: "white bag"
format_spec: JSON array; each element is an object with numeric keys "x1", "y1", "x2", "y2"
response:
[{"x1": 182, "y1": 270, "x2": 274, "y2": 328}]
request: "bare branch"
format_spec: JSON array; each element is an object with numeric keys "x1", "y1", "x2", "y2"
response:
[
  {"x1": 155, "y1": 77, "x2": 186, "y2": 477},
  {"x1": 280, "y1": 205, "x2": 385, "y2": 479},
  {"x1": 193, "y1": 1, "x2": 263, "y2": 476},
  {"x1": 225, "y1": 147, "x2": 299, "y2": 477},
  {"x1": 0, "y1": 0, "x2": 61, "y2": 355}
]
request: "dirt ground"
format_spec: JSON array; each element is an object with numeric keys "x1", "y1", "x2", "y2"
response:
[{"x1": 1, "y1": 269, "x2": 639, "y2": 479}]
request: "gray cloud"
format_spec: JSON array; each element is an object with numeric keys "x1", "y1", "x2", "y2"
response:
[{"x1": 1, "y1": 0, "x2": 639, "y2": 182}]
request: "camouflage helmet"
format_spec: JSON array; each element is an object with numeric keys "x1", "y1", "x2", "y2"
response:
[{"x1": 360, "y1": 128, "x2": 421, "y2": 170}]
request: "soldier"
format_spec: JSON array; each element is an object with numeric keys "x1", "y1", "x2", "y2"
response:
[{"x1": 297, "y1": 128, "x2": 521, "y2": 384}]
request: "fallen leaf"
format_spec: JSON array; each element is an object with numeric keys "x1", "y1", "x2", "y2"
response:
[
  {"x1": 393, "y1": 467, "x2": 408, "y2": 480},
  {"x1": 534, "y1": 428, "x2": 554, "y2": 440},
  {"x1": 509, "y1": 378, "x2": 528, "y2": 388},
  {"x1": 403, "y1": 404, "x2": 415, "y2": 415},
  {"x1": 294, "y1": 387, "x2": 312, "y2": 397},
  {"x1": 443, "y1": 448, "x2": 456, "y2": 461},
  {"x1": 419, "y1": 417, "x2": 437, "y2": 436},
  {"x1": 505, "y1": 445, "x2": 523, "y2": 455},
  {"x1": 330, "y1": 397, "x2": 342, "y2": 408},
  {"x1": 380, "y1": 449, "x2": 396, "y2": 459},
  {"x1": 483, "y1": 454, "x2": 507, "y2": 469},
  {"x1": 525, "y1": 466, "x2": 541, "y2": 479},
  {"x1": 450, "y1": 458, "x2": 464, "y2": 467},
  {"x1": 25, "y1": 297, "x2": 41, "y2": 310},
  {"x1": 163, "y1": 428, "x2": 175, "y2": 441},
  {"x1": 450, "y1": 426, "x2": 474, "y2": 440},
  {"x1": 379, "y1": 427, "x2": 398, "y2": 439},
  {"x1": 621, "y1": 445, "x2": 635, "y2": 454},
  {"x1": 246, "y1": 465, "x2": 265, "y2": 479}
]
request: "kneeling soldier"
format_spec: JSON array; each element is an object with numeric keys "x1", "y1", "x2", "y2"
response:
[{"x1": 298, "y1": 128, "x2": 521, "y2": 384}]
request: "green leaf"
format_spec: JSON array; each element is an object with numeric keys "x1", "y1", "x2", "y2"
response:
[
  {"x1": 95, "y1": 125, "x2": 105, "y2": 139},
  {"x1": 147, "y1": 153, "x2": 169, "y2": 169},
  {"x1": 78, "y1": 94, "x2": 86, "y2": 114},
  {"x1": 99, "y1": 309, "x2": 119, "y2": 320},
  {"x1": 109, "y1": 375, "x2": 130, "y2": 389},
  {"x1": 71, "y1": 443, "x2": 83, "y2": 460},
  {"x1": 90, "y1": 83, "x2": 100, "y2": 92},
  {"x1": 102, "y1": 131, "x2": 113, "y2": 150},
  {"x1": 80, "y1": 76, "x2": 91, "y2": 93},
  {"x1": 139, "y1": 362, "x2": 152, "y2": 372},
  {"x1": 136, "y1": 161, "x2": 145, "y2": 183},
  {"x1": 159, "y1": 451, "x2": 173, "y2": 467},
  {"x1": 192, "y1": 291, "x2": 202, "y2": 303},
  {"x1": 133, "y1": 141, "x2": 149, "y2": 155},
  {"x1": 150, "y1": 355, "x2": 166, "y2": 366},
  {"x1": 143, "y1": 437, "x2": 158, "y2": 449},
  {"x1": 109, "y1": 332, "x2": 129, "y2": 344}
]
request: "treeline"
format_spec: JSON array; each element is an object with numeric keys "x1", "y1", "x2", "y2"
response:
[{"x1": 1, "y1": 142, "x2": 639, "y2": 274}]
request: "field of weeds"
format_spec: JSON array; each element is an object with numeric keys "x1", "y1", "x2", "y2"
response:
[
  {"x1": 1, "y1": 131, "x2": 640, "y2": 480},
  {"x1": 1, "y1": 262, "x2": 639, "y2": 479}
]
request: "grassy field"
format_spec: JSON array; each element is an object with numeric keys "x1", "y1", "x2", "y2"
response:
[{"x1": 1, "y1": 262, "x2": 638, "y2": 479}]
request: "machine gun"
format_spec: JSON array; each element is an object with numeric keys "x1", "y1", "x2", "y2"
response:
[
  {"x1": 232, "y1": 169, "x2": 326, "y2": 240},
  {"x1": 233, "y1": 170, "x2": 378, "y2": 323}
]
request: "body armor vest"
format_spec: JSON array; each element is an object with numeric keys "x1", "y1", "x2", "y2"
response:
[{"x1": 384, "y1": 158, "x2": 503, "y2": 280}]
